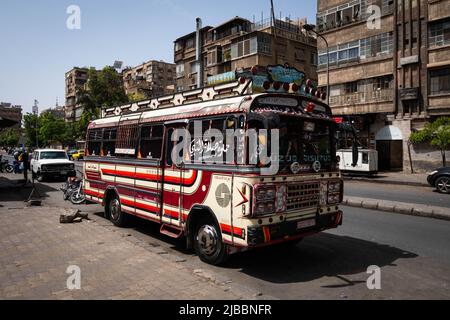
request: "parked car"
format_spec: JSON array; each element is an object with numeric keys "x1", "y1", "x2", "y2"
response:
[
  {"x1": 67, "y1": 149, "x2": 77, "y2": 160},
  {"x1": 30, "y1": 149, "x2": 76, "y2": 182},
  {"x1": 71, "y1": 150, "x2": 85, "y2": 161},
  {"x1": 427, "y1": 167, "x2": 450, "y2": 194}
]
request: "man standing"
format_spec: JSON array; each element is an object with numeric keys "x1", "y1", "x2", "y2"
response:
[{"x1": 21, "y1": 149, "x2": 29, "y2": 183}]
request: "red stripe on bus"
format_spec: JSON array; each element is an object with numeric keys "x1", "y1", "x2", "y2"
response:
[
  {"x1": 101, "y1": 169, "x2": 197, "y2": 185},
  {"x1": 121, "y1": 198, "x2": 160, "y2": 214},
  {"x1": 84, "y1": 189, "x2": 103, "y2": 198},
  {"x1": 220, "y1": 224, "x2": 244, "y2": 238}
]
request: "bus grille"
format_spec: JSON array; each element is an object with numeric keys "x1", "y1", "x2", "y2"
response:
[{"x1": 286, "y1": 182, "x2": 320, "y2": 211}]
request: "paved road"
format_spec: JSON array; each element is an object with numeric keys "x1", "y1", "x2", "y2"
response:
[
  {"x1": 17, "y1": 178, "x2": 449, "y2": 299},
  {"x1": 344, "y1": 180, "x2": 450, "y2": 208}
]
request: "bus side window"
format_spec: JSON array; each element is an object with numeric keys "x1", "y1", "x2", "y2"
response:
[
  {"x1": 102, "y1": 128, "x2": 117, "y2": 157},
  {"x1": 166, "y1": 128, "x2": 174, "y2": 166},
  {"x1": 116, "y1": 125, "x2": 139, "y2": 158},
  {"x1": 87, "y1": 129, "x2": 102, "y2": 156},
  {"x1": 139, "y1": 125, "x2": 163, "y2": 160}
]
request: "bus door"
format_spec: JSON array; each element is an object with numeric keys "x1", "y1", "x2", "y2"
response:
[{"x1": 162, "y1": 123, "x2": 188, "y2": 227}]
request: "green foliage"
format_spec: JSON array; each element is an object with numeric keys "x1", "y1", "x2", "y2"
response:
[
  {"x1": 23, "y1": 112, "x2": 71, "y2": 148},
  {"x1": 0, "y1": 128, "x2": 20, "y2": 147},
  {"x1": 77, "y1": 66, "x2": 128, "y2": 138},
  {"x1": 410, "y1": 117, "x2": 450, "y2": 166},
  {"x1": 23, "y1": 113, "x2": 40, "y2": 147},
  {"x1": 128, "y1": 92, "x2": 147, "y2": 103}
]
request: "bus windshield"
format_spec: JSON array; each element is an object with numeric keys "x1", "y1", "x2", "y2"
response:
[{"x1": 267, "y1": 115, "x2": 335, "y2": 172}]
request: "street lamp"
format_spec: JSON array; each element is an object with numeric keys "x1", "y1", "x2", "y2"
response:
[{"x1": 303, "y1": 24, "x2": 330, "y2": 106}]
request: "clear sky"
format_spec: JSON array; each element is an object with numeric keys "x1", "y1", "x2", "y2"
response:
[{"x1": 0, "y1": 0, "x2": 317, "y2": 114}]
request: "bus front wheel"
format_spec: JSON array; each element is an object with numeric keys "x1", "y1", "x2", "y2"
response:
[{"x1": 194, "y1": 218, "x2": 227, "y2": 265}]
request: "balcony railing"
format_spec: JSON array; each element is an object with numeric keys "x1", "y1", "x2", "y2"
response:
[{"x1": 329, "y1": 89, "x2": 394, "y2": 106}]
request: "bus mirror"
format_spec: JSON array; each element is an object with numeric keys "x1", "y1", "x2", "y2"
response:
[{"x1": 352, "y1": 142, "x2": 358, "y2": 167}]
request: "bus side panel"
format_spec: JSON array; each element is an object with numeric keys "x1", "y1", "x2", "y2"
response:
[
  {"x1": 134, "y1": 164, "x2": 163, "y2": 222},
  {"x1": 84, "y1": 161, "x2": 103, "y2": 203}
]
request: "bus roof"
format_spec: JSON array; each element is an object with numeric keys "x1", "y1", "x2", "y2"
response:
[{"x1": 90, "y1": 65, "x2": 331, "y2": 129}]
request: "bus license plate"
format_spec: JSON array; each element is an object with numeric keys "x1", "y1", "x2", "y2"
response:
[
  {"x1": 297, "y1": 219, "x2": 315, "y2": 229},
  {"x1": 61, "y1": 171, "x2": 67, "y2": 175}
]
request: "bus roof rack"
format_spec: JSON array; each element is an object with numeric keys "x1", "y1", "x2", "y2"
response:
[{"x1": 102, "y1": 65, "x2": 326, "y2": 118}]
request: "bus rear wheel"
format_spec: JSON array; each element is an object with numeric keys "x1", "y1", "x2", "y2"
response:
[
  {"x1": 194, "y1": 218, "x2": 227, "y2": 265},
  {"x1": 108, "y1": 197, "x2": 128, "y2": 227}
]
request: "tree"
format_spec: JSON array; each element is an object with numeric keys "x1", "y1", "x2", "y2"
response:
[
  {"x1": 77, "y1": 66, "x2": 128, "y2": 138},
  {"x1": 128, "y1": 92, "x2": 147, "y2": 102},
  {"x1": 39, "y1": 112, "x2": 69, "y2": 147},
  {"x1": 410, "y1": 117, "x2": 450, "y2": 167},
  {"x1": 23, "y1": 113, "x2": 40, "y2": 148},
  {"x1": 0, "y1": 128, "x2": 20, "y2": 147}
]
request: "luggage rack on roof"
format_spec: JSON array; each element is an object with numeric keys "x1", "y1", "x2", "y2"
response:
[
  {"x1": 101, "y1": 79, "x2": 252, "y2": 118},
  {"x1": 101, "y1": 64, "x2": 326, "y2": 118}
]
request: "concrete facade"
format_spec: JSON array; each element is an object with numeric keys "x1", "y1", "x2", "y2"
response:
[
  {"x1": 174, "y1": 16, "x2": 318, "y2": 91},
  {"x1": 123, "y1": 60, "x2": 176, "y2": 99},
  {"x1": 0, "y1": 102, "x2": 22, "y2": 129},
  {"x1": 317, "y1": 0, "x2": 450, "y2": 172},
  {"x1": 64, "y1": 67, "x2": 90, "y2": 123}
]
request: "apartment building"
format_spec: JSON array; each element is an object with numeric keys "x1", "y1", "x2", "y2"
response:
[
  {"x1": 316, "y1": 0, "x2": 450, "y2": 172},
  {"x1": 174, "y1": 16, "x2": 318, "y2": 92},
  {"x1": 0, "y1": 102, "x2": 22, "y2": 129},
  {"x1": 65, "y1": 67, "x2": 90, "y2": 123},
  {"x1": 123, "y1": 60, "x2": 176, "y2": 99}
]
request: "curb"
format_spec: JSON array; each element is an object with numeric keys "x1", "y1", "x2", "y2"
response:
[
  {"x1": 343, "y1": 197, "x2": 450, "y2": 221},
  {"x1": 343, "y1": 177, "x2": 429, "y2": 188}
]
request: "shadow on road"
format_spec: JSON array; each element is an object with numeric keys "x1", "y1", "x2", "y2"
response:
[
  {"x1": 0, "y1": 175, "x2": 59, "y2": 202},
  {"x1": 222, "y1": 233, "x2": 418, "y2": 284},
  {"x1": 92, "y1": 212, "x2": 418, "y2": 285}
]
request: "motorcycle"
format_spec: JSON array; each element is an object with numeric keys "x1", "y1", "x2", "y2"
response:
[
  {"x1": 0, "y1": 159, "x2": 14, "y2": 173},
  {"x1": 70, "y1": 179, "x2": 85, "y2": 204},
  {"x1": 61, "y1": 170, "x2": 85, "y2": 204}
]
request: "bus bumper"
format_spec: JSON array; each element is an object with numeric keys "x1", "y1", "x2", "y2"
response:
[{"x1": 246, "y1": 211, "x2": 343, "y2": 247}]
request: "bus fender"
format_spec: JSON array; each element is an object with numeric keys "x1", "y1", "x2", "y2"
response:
[{"x1": 185, "y1": 205, "x2": 220, "y2": 249}]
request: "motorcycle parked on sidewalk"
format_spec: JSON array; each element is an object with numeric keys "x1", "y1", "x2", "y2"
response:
[
  {"x1": 60, "y1": 170, "x2": 85, "y2": 204},
  {"x1": 70, "y1": 179, "x2": 85, "y2": 205},
  {"x1": 0, "y1": 159, "x2": 14, "y2": 173}
]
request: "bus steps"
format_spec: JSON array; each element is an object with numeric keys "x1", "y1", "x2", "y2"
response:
[{"x1": 160, "y1": 224, "x2": 183, "y2": 239}]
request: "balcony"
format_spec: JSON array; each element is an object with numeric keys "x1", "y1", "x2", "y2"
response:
[{"x1": 329, "y1": 89, "x2": 394, "y2": 107}]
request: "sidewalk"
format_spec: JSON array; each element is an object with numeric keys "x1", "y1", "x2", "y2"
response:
[{"x1": 343, "y1": 172, "x2": 429, "y2": 187}]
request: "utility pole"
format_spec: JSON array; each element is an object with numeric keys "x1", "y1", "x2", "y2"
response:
[
  {"x1": 33, "y1": 100, "x2": 39, "y2": 148},
  {"x1": 270, "y1": 0, "x2": 278, "y2": 63}
]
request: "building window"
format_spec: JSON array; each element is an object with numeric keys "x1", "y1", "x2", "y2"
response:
[
  {"x1": 207, "y1": 47, "x2": 222, "y2": 66},
  {"x1": 317, "y1": 2, "x2": 362, "y2": 32},
  {"x1": 429, "y1": 68, "x2": 450, "y2": 95},
  {"x1": 257, "y1": 33, "x2": 272, "y2": 55},
  {"x1": 345, "y1": 82, "x2": 358, "y2": 94},
  {"x1": 176, "y1": 63, "x2": 185, "y2": 78},
  {"x1": 186, "y1": 38, "x2": 195, "y2": 49},
  {"x1": 231, "y1": 37, "x2": 257, "y2": 59},
  {"x1": 429, "y1": 19, "x2": 450, "y2": 48}
]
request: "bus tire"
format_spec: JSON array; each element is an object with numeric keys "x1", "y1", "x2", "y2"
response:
[
  {"x1": 107, "y1": 196, "x2": 128, "y2": 227},
  {"x1": 193, "y1": 217, "x2": 227, "y2": 265}
]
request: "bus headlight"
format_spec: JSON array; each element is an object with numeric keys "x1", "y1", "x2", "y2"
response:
[{"x1": 253, "y1": 184, "x2": 286, "y2": 216}]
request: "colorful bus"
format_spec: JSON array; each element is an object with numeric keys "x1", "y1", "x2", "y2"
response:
[{"x1": 83, "y1": 65, "x2": 346, "y2": 265}]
